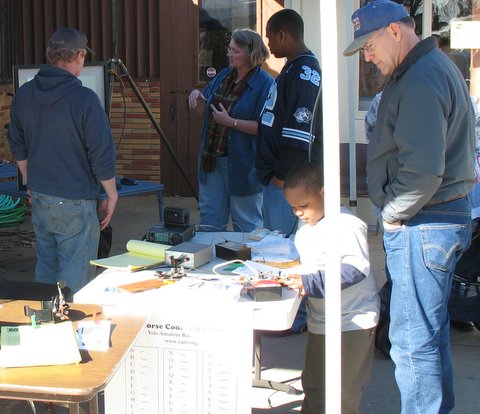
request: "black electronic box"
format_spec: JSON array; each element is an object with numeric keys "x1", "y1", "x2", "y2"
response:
[
  {"x1": 164, "y1": 207, "x2": 190, "y2": 227},
  {"x1": 145, "y1": 223, "x2": 196, "y2": 246}
]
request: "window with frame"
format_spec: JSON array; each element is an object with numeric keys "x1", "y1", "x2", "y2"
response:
[
  {"x1": 358, "y1": 0, "x2": 475, "y2": 111},
  {"x1": 0, "y1": 0, "x2": 21, "y2": 84},
  {"x1": 431, "y1": 0, "x2": 474, "y2": 90},
  {"x1": 358, "y1": 0, "x2": 423, "y2": 111},
  {"x1": 198, "y1": 0, "x2": 257, "y2": 83}
]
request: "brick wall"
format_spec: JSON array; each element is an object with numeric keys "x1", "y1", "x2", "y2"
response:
[
  {"x1": 110, "y1": 80, "x2": 161, "y2": 182},
  {"x1": 0, "y1": 84, "x2": 14, "y2": 162},
  {"x1": 0, "y1": 80, "x2": 162, "y2": 182}
]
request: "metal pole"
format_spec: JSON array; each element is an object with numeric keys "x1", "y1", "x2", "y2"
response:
[
  {"x1": 347, "y1": 0, "x2": 358, "y2": 216},
  {"x1": 113, "y1": 59, "x2": 199, "y2": 201},
  {"x1": 320, "y1": 1, "x2": 342, "y2": 412},
  {"x1": 107, "y1": 0, "x2": 118, "y2": 117}
]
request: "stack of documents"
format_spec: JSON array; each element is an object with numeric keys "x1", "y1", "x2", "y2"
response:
[
  {"x1": 0, "y1": 321, "x2": 81, "y2": 367},
  {"x1": 91, "y1": 240, "x2": 170, "y2": 271}
]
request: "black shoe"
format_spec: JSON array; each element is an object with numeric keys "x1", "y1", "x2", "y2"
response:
[{"x1": 451, "y1": 320, "x2": 475, "y2": 332}]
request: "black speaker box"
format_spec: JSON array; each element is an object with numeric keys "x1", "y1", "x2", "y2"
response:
[{"x1": 164, "y1": 207, "x2": 190, "y2": 227}]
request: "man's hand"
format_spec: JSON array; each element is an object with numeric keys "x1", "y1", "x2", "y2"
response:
[
  {"x1": 382, "y1": 220, "x2": 403, "y2": 231},
  {"x1": 98, "y1": 196, "x2": 118, "y2": 230},
  {"x1": 98, "y1": 178, "x2": 118, "y2": 230}
]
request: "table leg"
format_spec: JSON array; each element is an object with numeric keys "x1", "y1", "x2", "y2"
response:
[
  {"x1": 155, "y1": 190, "x2": 164, "y2": 222},
  {"x1": 67, "y1": 396, "x2": 97, "y2": 414},
  {"x1": 252, "y1": 330, "x2": 303, "y2": 395},
  {"x1": 88, "y1": 395, "x2": 99, "y2": 414},
  {"x1": 27, "y1": 400, "x2": 36, "y2": 413},
  {"x1": 68, "y1": 402, "x2": 80, "y2": 414}
]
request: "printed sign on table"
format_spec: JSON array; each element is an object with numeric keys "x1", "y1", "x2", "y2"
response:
[{"x1": 105, "y1": 289, "x2": 253, "y2": 414}]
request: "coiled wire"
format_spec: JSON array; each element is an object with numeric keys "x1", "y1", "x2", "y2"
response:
[{"x1": 0, "y1": 194, "x2": 27, "y2": 226}]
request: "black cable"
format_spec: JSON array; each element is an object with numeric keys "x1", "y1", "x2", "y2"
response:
[
  {"x1": 308, "y1": 84, "x2": 323, "y2": 162},
  {"x1": 107, "y1": 68, "x2": 127, "y2": 151}
]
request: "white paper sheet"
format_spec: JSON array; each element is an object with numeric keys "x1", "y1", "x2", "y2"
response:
[{"x1": 0, "y1": 321, "x2": 81, "y2": 367}]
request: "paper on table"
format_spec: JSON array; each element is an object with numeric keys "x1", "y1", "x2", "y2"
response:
[
  {"x1": 77, "y1": 320, "x2": 112, "y2": 351},
  {"x1": 174, "y1": 275, "x2": 244, "y2": 301},
  {"x1": 90, "y1": 240, "x2": 170, "y2": 272},
  {"x1": 246, "y1": 235, "x2": 299, "y2": 263},
  {"x1": 0, "y1": 321, "x2": 81, "y2": 367}
]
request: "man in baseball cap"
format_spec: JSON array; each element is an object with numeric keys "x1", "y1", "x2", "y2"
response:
[
  {"x1": 343, "y1": 0, "x2": 407, "y2": 56},
  {"x1": 48, "y1": 27, "x2": 94, "y2": 55},
  {"x1": 8, "y1": 26, "x2": 117, "y2": 295},
  {"x1": 343, "y1": 1, "x2": 475, "y2": 414}
]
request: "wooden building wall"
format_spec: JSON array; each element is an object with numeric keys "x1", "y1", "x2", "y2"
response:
[
  {"x1": 0, "y1": 0, "x2": 200, "y2": 196},
  {"x1": 0, "y1": 0, "x2": 283, "y2": 196},
  {"x1": 0, "y1": 85, "x2": 13, "y2": 163}
]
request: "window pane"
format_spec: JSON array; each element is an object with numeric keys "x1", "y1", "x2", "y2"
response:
[
  {"x1": 358, "y1": 0, "x2": 423, "y2": 111},
  {"x1": 432, "y1": 0, "x2": 473, "y2": 88},
  {"x1": 0, "y1": 0, "x2": 21, "y2": 84},
  {"x1": 198, "y1": 0, "x2": 256, "y2": 82}
]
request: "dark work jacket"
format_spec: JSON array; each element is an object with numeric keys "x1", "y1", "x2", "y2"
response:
[
  {"x1": 367, "y1": 37, "x2": 474, "y2": 223},
  {"x1": 8, "y1": 66, "x2": 115, "y2": 200}
]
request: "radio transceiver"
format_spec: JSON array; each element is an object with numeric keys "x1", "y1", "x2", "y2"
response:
[{"x1": 145, "y1": 223, "x2": 196, "y2": 246}]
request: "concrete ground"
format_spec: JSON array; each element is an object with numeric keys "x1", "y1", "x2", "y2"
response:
[{"x1": 0, "y1": 194, "x2": 479, "y2": 413}]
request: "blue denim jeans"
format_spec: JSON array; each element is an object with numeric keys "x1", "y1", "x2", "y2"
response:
[
  {"x1": 383, "y1": 197, "x2": 471, "y2": 414},
  {"x1": 199, "y1": 157, "x2": 263, "y2": 232},
  {"x1": 468, "y1": 182, "x2": 480, "y2": 219},
  {"x1": 31, "y1": 192, "x2": 99, "y2": 294},
  {"x1": 262, "y1": 180, "x2": 298, "y2": 235}
]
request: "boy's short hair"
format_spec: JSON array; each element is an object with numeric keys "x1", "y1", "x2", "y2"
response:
[
  {"x1": 284, "y1": 162, "x2": 324, "y2": 193},
  {"x1": 267, "y1": 9, "x2": 304, "y2": 40}
]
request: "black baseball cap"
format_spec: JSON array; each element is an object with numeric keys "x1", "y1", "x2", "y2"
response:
[{"x1": 48, "y1": 27, "x2": 94, "y2": 54}]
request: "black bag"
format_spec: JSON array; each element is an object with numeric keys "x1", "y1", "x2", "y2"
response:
[
  {"x1": 98, "y1": 224, "x2": 113, "y2": 259},
  {"x1": 448, "y1": 230, "x2": 480, "y2": 323}
]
